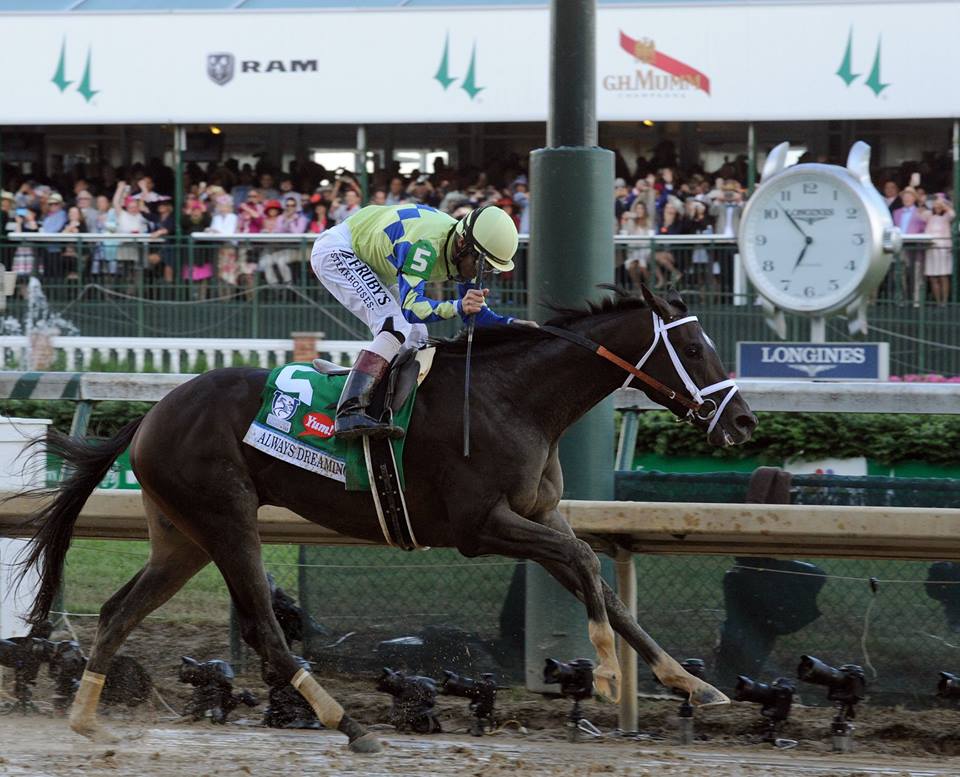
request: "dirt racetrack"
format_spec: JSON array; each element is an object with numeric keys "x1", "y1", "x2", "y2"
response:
[
  {"x1": 4, "y1": 621, "x2": 960, "y2": 775},
  {"x1": 2, "y1": 717, "x2": 960, "y2": 777}
]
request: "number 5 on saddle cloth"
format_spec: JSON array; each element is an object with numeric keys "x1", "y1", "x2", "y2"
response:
[{"x1": 243, "y1": 349, "x2": 435, "y2": 550}]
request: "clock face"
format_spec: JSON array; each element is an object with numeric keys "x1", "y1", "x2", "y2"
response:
[{"x1": 741, "y1": 171, "x2": 874, "y2": 313}]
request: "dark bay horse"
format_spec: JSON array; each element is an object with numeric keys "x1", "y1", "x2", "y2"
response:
[{"x1": 16, "y1": 285, "x2": 756, "y2": 753}]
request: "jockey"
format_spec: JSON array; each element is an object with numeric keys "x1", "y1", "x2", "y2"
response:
[{"x1": 310, "y1": 202, "x2": 527, "y2": 440}]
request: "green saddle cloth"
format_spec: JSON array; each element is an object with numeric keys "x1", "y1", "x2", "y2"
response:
[{"x1": 242, "y1": 362, "x2": 416, "y2": 491}]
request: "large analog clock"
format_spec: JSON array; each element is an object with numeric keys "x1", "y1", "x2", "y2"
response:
[{"x1": 739, "y1": 142, "x2": 901, "y2": 325}]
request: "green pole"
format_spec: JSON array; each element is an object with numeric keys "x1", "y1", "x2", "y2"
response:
[
  {"x1": 525, "y1": 0, "x2": 616, "y2": 694},
  {"x1": 747, "y1": 123, "x2": 757, "y2": 195},
  {"x1": 174, "y1": 126, "x2": 184, "y2": 239},
  {"x1": 952, "y1": 119, "x2": 959, "y2": 303},
  {"x1": 174, "y1": 126, "x2": 184, "y2": 280},
  {"x1": 356, "y1": 125, "x2": 369, "y2": 204}
]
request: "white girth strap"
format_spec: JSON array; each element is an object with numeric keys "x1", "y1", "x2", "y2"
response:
[{"x1": 623, "y1": 312, "x2": 740, "y2": 434}]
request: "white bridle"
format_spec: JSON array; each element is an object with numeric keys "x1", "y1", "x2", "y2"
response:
[{"x1": 623, "y1": 312, "x2": 741, "y2": 435}]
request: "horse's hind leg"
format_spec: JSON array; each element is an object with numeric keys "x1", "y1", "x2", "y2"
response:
[
  {"x1": 70, "y1": 495, "x2": 211, "y2": 741},
  {"x1": 201, "y1": 517, "x2": 381, "y2": 754}
]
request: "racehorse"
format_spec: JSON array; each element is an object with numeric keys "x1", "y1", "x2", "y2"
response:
[{"x1": 15, "y1": 284, "x2": 756, "y2": 753}]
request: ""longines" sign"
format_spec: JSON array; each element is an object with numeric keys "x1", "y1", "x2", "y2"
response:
[{"x1": 737, "y1": 342, "x2": 889, "y2": 381}]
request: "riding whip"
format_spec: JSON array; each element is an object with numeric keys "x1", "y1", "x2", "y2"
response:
[{"x1": 462, "y1": 254, "x2": 486, "y2": 458}]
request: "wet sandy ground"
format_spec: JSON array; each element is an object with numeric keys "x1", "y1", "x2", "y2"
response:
[{"x1": 1, "y1": 717, "x2": 959, "y2": 777}]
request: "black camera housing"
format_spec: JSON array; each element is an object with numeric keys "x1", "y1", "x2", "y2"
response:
[
  {"x1": 938, "y1": 671, "x2": 960, "y2": 700},
  {"x1": 797, "y1": 655, "x2": 865, "y2": 717},
  {"x1": 735, "y1": 675, "x2": 795, "y2": 722},
  {"x1": 376, "y1": 667, "x2": 441, "y2": 734},
  {"x1": 543, "y1": 658, "x2": 594, "y2": 701}
]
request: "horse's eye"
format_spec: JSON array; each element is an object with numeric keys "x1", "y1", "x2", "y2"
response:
[{"x1": 684, "y1": 344, "x2": 702, "y2": 359}]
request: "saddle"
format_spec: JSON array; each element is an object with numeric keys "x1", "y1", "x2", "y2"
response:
[{"x1": 313, "y1": 348, "x2": 435, "y2": 552}]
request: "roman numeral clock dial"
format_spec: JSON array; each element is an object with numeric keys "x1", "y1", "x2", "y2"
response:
[{"x1": 739, "y1": 142, "x2": 900, "y2": 334}]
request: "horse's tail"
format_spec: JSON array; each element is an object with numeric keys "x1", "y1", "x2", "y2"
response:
[{"x1": 14, "y1": 416, "x2": 145, "y2": 626}]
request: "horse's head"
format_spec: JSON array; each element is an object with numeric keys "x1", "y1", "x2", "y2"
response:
[{"x1": 632, "y1": 284, "x2": 757, "y2": 447}]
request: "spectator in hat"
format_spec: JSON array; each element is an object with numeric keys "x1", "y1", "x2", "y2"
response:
[
  {"x1": 921, "y1": 194, "x2": 955, "y2": 305},
  {"x1": 258, "y1": 199, "x2": 295, "y2": 287},
  {"x1": 497, "y1": 196, "x2": 520, "y2": 230},
  {"x1": 39, "y1": 192, "x2": 68, "y2": 283},
  {"x1": 41, "y1": 192, "x2": 67, "y2": 234}
]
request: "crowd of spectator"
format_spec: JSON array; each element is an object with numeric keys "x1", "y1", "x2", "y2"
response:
[
  {"x1": 0, "y1": 158, "x2": 530, "y2": 299},
  {"x1": 0, "y1": 147, "x2": 954, "y2": 304}
]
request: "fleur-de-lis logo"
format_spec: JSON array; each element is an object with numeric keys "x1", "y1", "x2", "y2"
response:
[
  {"x1": 51, "y1": 37, "x2": 99, "y2": 103},
  {"x1": 434, "y1": 32, "x2": 484, "y2": 101},
  {"x1": 633, "y1": 37, "x2": 656, "y2": 65},
  {"x1": 836, "y1": 27, "x2": 890, "y2": 97}
]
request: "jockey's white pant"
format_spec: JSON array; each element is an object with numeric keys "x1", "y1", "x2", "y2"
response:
[{"x1": 310, "y1": 222, "x2": 427, "y2": 352}]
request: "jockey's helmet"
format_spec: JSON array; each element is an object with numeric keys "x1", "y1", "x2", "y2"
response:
[{"x1": 454, "y1": 205, "x2": 518, "y2": 273}]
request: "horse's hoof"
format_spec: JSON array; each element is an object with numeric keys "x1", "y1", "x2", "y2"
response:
[
  {"x1": 594, "y1": 670, "x2": 621, "y2": 704},
  {"x1": 689, "y1": 682, "x2": 730, "y2": 707},
  {"x1": 348, "y1": 733, "x2": 383, "y2": 754},
  {"x1": 70, "y1": 722, "x2": 120, "y2": 744}
]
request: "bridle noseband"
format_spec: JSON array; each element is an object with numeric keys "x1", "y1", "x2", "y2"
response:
[{"x1": 541, "y1": 311, "x2": 740, "y2": 434}]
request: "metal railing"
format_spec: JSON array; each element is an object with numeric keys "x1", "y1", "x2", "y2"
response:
[{"x1": 0, "y1": 233, "x2": 955, "y2": 374}]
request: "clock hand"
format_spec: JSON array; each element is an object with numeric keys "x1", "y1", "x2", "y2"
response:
[
  {"x1": 792, "y1": 236, "x2": 813, "y2": 272},
  {"x1": 781, "y1": 206, "x2": 810, "y2": 238}
]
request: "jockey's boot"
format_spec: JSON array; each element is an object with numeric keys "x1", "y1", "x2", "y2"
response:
[{"x1": 334, "y1": 350, "x2": 405, "y2": 441}]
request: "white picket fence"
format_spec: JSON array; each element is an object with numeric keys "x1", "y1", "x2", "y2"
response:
[{"x1": 0, "y1": 336, "x2": 366, "y2": 373}]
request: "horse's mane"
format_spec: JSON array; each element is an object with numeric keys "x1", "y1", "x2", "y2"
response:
[{"x1": 431, "y1": 285, "x2": 648, "y2": 355}]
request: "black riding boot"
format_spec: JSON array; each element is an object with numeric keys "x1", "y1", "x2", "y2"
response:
[{"x1": 334, "y1": 350, "x2": 405, "y2": 441}]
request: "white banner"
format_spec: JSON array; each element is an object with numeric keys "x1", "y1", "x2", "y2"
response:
[{"x1": 2, "y1": 3, "x2": 956, "y2": 125}]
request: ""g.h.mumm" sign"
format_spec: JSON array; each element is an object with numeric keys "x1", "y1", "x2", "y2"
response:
[{"x1": 736, "y1": 342, "x2": 889, "y2": 381}]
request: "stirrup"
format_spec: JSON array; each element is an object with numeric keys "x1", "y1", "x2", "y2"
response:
[{"x1": 335, "y1": 411, "x2": 405, "y2": 441}]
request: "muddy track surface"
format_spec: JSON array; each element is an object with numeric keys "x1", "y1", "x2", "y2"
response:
[
  {"x1": 4, "y1": 620, "x2": 960, "y2": 775},
  {"x1": 0, "y1": 718, "x2": 959, "y2": 777}
]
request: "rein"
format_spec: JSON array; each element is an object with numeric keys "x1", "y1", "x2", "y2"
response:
[{"x1": 541, "y1": 311, "x2": 740, "y2": 432}]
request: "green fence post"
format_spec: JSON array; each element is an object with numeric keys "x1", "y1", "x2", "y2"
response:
[
  {"x1": 525, "y1": 0, "x2": 616, "y2": 695},
  {"x1": 251, "y1": 246, "x2": 260, "y2": 339},
  {"x1": 952, "y1": 119, "x2": 959, "y2": 303}
]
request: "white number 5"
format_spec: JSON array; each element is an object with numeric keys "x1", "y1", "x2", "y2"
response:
[{"x1": 409, "y1": 247, "x2": 431, "y2": 273}]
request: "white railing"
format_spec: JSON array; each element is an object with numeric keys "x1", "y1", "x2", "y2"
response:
[{"x1": 0, "y1": 337, "x2": 366, "y2": 373}]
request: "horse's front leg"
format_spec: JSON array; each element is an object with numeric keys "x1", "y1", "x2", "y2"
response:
[
  {"x1": 457, "y1": 496, "x2": 620, "y2": 702},
  {"x1": 535, "y1": 511, "x2": 729, "y2": 707}
]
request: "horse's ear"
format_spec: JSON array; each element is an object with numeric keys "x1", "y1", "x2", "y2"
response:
[
  {"x1": 639, "y1": 283, "x2": 674, "y2": 320},
  {"x1": 663, "y1": 286, "x2": 688, "y2": 314}
]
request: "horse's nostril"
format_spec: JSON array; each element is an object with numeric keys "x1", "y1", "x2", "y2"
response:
[{"x1": 736, "y1": 414, "x2": 757, "y2": 431}]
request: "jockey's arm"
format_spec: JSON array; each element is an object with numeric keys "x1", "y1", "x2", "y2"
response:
[
  {"x1": 398, "y1": 272, "x2": 460, "y2": 324},
  {"x1": 455, "y1": 281, "x2": 514, "y2": 326}
]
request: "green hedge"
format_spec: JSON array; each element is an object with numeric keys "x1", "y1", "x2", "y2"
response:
[
  {"x1": 2, "y1": 400, "x2": 958, "y2": 467},
  {"x1": 0, "y1": 400, "x2": 154, "y2": 437},
  {"x1": 633, "y1": 411, "x2": 960, "y2": 466}
]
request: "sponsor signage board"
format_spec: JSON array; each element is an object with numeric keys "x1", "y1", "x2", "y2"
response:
[
  {"x1": 737, "y1": 342, "x2": 889, "y2": 381},
  {"x1": 1, "y1": 2, "x2": 957, "y2": 124}
]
